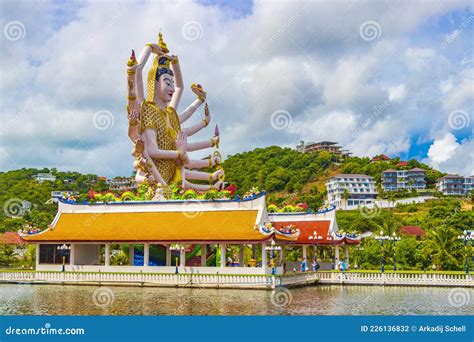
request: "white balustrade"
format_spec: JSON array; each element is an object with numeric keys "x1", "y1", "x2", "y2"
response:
[{"x1": 1, "y1": 270, "x2": 472, "y2": 288}]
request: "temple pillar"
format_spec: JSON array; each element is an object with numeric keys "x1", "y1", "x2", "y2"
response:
[
  {"x1": 129, "y1": 244, "x2": 134, "y2": 266},
  {"x1": 335, "y1": 245, "x2": 340, "y2": 266},
  {"x1": 252, "y1": 244, "x2": 256, "y2": 259},
  {"x1": 239, "y1": 244, "x2": 245, "y2": 267},
  {"x1": 200, "y1": 244, "x2": 207, "y2": 266},
  {"x1": 69, "y1": 244, "x2": 75, "y2": 265},
  {"x1": 180, "y1": 247, "x2": 186, "y2": 267},
  {"x1": 261, "y1": 243, "x2": 267, "y2": 269},
  {"x1": 220, "y1": 243, "x2": 226, "y2": 268},
  {"x1": 302, "y1": 245, "x2": 307, "y2": 260},
  {"x1": 344, "y1": 244, "x2": 349, "y2": 265},
  {"x1": 105, "y1": 243, "x2": 110, "y2": 266},
  {"x1": 165, "y1": 245, "x2": 171, "y2": 266},
  {"x1": 35, "y1": 244, "x2": 40, "y2": 268},
  {"x1": 279, "y1": 245, "x2": 285, "y2": 263},
  {"x1": 144, "y1": 243, "x2": 150, "y2": 267}
]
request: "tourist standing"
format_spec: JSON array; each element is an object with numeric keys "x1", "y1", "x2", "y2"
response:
[
  {"x1": 301, "y1": 258, "x2": 307, "y2": 272},
  {"x1": 313, "y1": 259, "x2": 320, "y2": 272}
]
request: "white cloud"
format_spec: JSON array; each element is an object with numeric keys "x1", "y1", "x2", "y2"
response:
[
  {"x1": 388, "y1": 84, "x2": 406, "y2": 102},
  {"x1": 427, "y1": 133, "x2": 459, "y2": 163},
  {"x1": 425, "y1": 134, "x2": 473, "y2": 176},
  {"x1": 1, "y1": 0, "x2": 474, "y2": 177}
]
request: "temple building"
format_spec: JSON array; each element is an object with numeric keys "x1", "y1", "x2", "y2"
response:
[{"x1": 19, "y1": 192, "x2": 360, "y2": 275}]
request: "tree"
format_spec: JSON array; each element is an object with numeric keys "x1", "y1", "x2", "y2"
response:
[
  {"x1": 396, "y1": 237, "x2": 421, "y2": 269},
  {"x1": 342, "y1": 189, "x2": 350, "y2": 210},
  {"x1": 0, "y1": 244, "x2": 17, "y2": 266},
  {"x1": 422, "y1": 225, "x2": 462, "y2": 271},
  {"x1": 386, "y1": 191, "x2": 396, "y2": 207}
]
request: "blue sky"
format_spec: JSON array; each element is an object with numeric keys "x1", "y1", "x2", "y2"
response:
[{"x1": 0, "y1": 0, "x2": 472, "y2": 177}]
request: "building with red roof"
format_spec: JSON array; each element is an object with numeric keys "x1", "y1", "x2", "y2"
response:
[
  {"x1": 371, "y1": 154, "x2": 391, "y2": 162},
  {"x1": 399, "y1": 226, "x2": 426, "y2": 240},
  {"x1": 396, "y1": 161, "x2": 408, "y2": 167},
  {"x1": 0, "y1": 231, "x2": 25, "y2": 246}
]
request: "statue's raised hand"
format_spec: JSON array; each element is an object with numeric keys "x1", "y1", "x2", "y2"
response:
[
  {"x1": 146, "y1": 43, "x2": 164, "y2": 55},
  {"x1": 126, "y1": 49, "x2": 141, "y2": 73},
  {"x1": 169, "y1": 55, "x2": 179, "y2": 64},
  {"x1": 127, "y1": 107, "x2": 140, "y2": 126},
  {"x1": 191, "y1": 83, "x2": 207, "y2": 101}
]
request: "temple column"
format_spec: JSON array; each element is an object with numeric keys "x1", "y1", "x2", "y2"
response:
[
  {"x1": 220, "y1": 243, "x2": 226, "y2": 268},
  {"x1": 239, "y1": 244, "x2": 245, "y2": 267},
  {"x1": 165, "y1": 245, "x2": 171, "y2": 266},
  {"x1": 252, "y1": 244, "x2": 256, "y2": 259},
  {"x1": 344, "y1": 244, "x2": 349, "y2": 265},
  {"x1": 180, "y1": 247, "x2": 186, "y2": 267},
  {"x1": 200, "y1": 244, "x2": 207, "y2": 266},
  {"x1": 279, "y1": 245, "x2": 285, "y2": 263},
  {"x1": 129, "y1": 244, "x2": 134, "y2": 266},
  {"x1": 69, "y1": 244, "x2": 75, "y2": 266},
  {"x1": 261, "y1": 243, "x2": 267, "y2": 269},
  {"x1": 105, "y1": 243, "x2": 110, "y2": 266},
  {"x1": 144, "y1": 243, "x2": 150, "y2": 267},
  {"x1": 335, "y1": 245, "x2": 340, "y2": 266},
  {"x1": 302, "y1": 245, "x2": 307, "y2": 260},
  {"x1": 35, "y1": 244, "x2": 40, "y2": 268}
]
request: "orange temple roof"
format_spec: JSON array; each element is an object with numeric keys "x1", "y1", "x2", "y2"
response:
[
  {"x1": 20, "y1": 210, "x2": 268, "y2": 243},
  {"x1": 272, "y1": 220, "x2": 336, "y2": 245}
]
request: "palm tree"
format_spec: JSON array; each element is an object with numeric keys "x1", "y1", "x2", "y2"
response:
[
  {"x1": 373, "y1": 218, "x2": 401, "y2": 267},
  {"x1": 422, "y1": 226, "x2": 461, "y2": 271},
  {"x1": 386, "y1": 191, "x2": 396, "y2": 208}
]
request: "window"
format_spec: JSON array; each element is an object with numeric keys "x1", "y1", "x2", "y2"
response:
[{"x1": 39, "y1": 244, "x2": 69, "y2": 264}]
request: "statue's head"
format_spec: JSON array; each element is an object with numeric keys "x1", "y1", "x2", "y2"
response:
[
  {"x1": 155, "y1": 57, "x2": 175, "y2": 102},
  {"x1": 147, "y1": 55, "x2": 174, "y2": 103}
]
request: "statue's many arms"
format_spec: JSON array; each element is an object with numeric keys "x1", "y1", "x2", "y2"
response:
[{"x1": 126, "y1": 34, "x2": 224, "y2": 191}]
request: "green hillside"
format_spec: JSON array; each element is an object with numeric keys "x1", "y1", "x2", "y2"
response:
[
  {"x1": 0, "y1": 146, "x2": 463, "y2": 232},
  {"x1": 0, "y1": 146, "x2": 472, "y2": 271}
]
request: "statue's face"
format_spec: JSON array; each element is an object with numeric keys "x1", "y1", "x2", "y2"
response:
[{"x1": 156, "y1": 74, "x2": 175, "y2": 102}]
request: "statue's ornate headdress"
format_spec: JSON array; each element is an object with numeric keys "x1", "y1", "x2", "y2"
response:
[{"x1": 147, "y1": 32, "x2": 174, "y2": 102}]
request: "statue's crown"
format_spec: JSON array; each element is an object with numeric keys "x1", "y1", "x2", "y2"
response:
[{"x1": 158, "y1": 32, "x2": 169, "y2": 53}]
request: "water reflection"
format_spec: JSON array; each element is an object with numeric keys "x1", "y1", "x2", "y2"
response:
[{"x1": 0, "y1": 284, "x2": 472, "y2": 315}]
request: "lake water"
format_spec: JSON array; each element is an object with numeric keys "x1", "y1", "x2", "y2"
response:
[{"x1": 0, "y1": 284, "x2": 472, "y2": 315}]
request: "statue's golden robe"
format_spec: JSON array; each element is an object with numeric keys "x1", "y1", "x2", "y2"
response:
[{"x1": 139, "y1": 101, "x2": 181, "y2": 184}]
